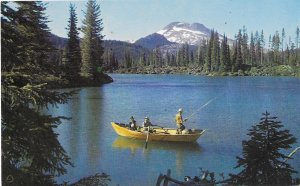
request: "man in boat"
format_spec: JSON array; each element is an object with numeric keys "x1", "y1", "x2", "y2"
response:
[
  {"x1": 142, "y1": 117, "x2": 152, "y2": 128},
  {"x1": 129, "y1": 116, "x2": 137, "y2": 130},
  {"x1": 175, "y1": 108, "x2": 187, "y2": 133}
]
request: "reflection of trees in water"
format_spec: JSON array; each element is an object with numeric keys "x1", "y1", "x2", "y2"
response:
[
  {"x1": 112, "y1": 136, "x2": 202, "y2": 174},
  {"x1": 84, "y1": 88, "x2": 105, "y2": 170}
]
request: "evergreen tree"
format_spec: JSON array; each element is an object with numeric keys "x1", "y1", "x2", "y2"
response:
[
  {"x1": 230, "y1": 111, "x2": 297, "y2": 185},
  {"x1": 81, "y1": 0, "x2": 104, "y2": 80},
  {"x1": 65, "y1": 3, "x2": 81, "y2": 81},
  {"x1": 296, "y1": 27, "x2": 300, "y2": 64},
  {"x1": 2, "y1": 2, "x2": 72, "y2": 185},
  {"x1": 211, "y1": 31, "x2": 220, "y2": 71},
  {"x1": 196, "y1": 40, "x2": 207, "y2": 67},
  {"x1": 250, "y1": 32, "x2": 256, "y2": 66},
  {"x1": 281, "y1": 28, "x2": 286, "y2": 64},
  {"x1": 154, "y1": 47, "x2": 162, "y2": 67},
  {"x1": 124, "y1": 48, "x2": 132, "y2": 68},
  {"x1": 220, "y1": 35, "x2": 226, "y2": 72},
  {"x1": 272, "y1": 31, "x2": 281, "y2": 65},
  {"x1": 260, "y1": 30, "x2": 265, "y2": 65},
  {"x1": 1, "y1": 2, "x2": 25, "y2": 71},
  {"x1": 16, "y1": 2, "x2": 54, "y2": 70},
  {"x1": 204, "y1": 30, "x2": 214, "y2": 72},
  {"x1": 220, "y1": 35, "x2": 231, "y2": 72},
  {"x1": 241, "y1": 26, "x2": 249, "y2": 65},
  {"x1": 255, "y1": 31, "x2": 262, "y2": 66},
  {"x1": 233, "y1": 40, "x2": 243, "y2": 72}
]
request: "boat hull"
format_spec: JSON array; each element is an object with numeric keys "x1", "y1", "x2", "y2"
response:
[{"x1": 111, "y1": 122, "x2": 205, "y2": 142}]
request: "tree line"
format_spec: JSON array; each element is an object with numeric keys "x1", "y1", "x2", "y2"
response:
[{"x1": 112, "y1": 26, "x2": 300, "y2": 74}]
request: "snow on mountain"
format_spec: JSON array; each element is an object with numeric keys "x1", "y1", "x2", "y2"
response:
[{"x1": 156, "y1": 22, "x2": 212, "y2": 45}]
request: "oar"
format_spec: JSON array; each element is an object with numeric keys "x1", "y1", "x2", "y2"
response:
[{"x1": 145, "y1": 126, "x2": 150, "y2": 149}]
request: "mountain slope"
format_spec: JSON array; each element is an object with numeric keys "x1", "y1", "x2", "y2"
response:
[{"x1": 134, "y1": 33, "x2": 175, "y2": 50}]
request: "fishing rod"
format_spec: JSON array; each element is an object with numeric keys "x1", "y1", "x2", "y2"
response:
[
  {"x1": 283, "y1": 146, "x2": 300, "y2": 163},
  {"x1": 184, "y1": 95, "x2": 219, "y2": 121}
]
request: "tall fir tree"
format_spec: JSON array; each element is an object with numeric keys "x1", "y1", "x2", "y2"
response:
[
  {"x1": 81, "y1": 0, "x2": 104, "y2": 80},
  {"x1": 230, "y1": 111, "x2": 297, "y2": 185},
  {"x1": 65, "y1": 3, "x2": 82, "y2": 82},
  {"x1": 16, "y1": 2, "x2": 54, "y2": 70},
  {"x1": 211, "y1": 31, "x2": 220, "y2": 71},
  {"x1": 250, "y1": 32, "x2": 256, "y2": 66},
  {"x1": 296, "y1": 27, "x2": 300, "y2": 64},
  {"x1": 204, "y1": 30, "x2": 214, "y2": 72},
  {"x1": 2, "y1": 2, "x2": 72, "y2": 185},
  {"x1": 281, "y1": 28, "x2": 286, "y2": 64},
  {"x1": 272, "y1": 31, "x2": 281, "y2": 65},
  {"x1": 260, "y1": 30, "x2": 265, "y2": 65}
]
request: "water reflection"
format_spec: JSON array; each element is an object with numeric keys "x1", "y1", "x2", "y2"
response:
[{"x1": 112, "y1": 136, "x2": 202, "y2": 174}]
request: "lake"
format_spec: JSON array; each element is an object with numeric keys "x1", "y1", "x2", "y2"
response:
[{"x1": 51, "y1": 74, "x2": 300, "y2": 185}]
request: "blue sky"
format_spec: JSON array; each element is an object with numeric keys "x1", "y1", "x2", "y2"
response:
[{"x1": 46, "y1": 0, "x2": 300, "y2": 42}]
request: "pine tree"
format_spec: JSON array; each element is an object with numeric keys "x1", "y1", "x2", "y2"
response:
[
  {"x1": 1, "y1": 2, "x2": 25, "y2": 71},
  {"x1": 241, "y1": 26, "x2": 249, "y2": 65},
  {"x1": 272, "y1": 31, "x2": 281, "y2": 65},
  {"x1": 211, "y1": 31, "x2": 220, "y2": 71},
  {"x1": 16, "y1": 2, "x2": 54, "y2": 70},
  {"x1": 204, "y1": 30, "x2": 214, "y2": 72},
  {"x1": 230, "y1": 111, "x2": 297, "y2": 185},
  {"x1": 281, "y1": 28, "x2": 286, "y2": 64},
  {"x1": 81, "y1": 0, "x2": 104, "y2": 80},
  {"x1": 255, "y1": 31, "x2": 262, "y2": 66},
  {"x1": 296, "y1": 27, "x2": 300, "y2": 64},
  {"x1": 65, "y1": 3, "x2": 81, "y2": 82},
  {"x1": 260, "y1": 30, "x2": 265, "y2": 65},
  {"x1": 250, "y1": 32, "x2": 256, "y2": 66},
  {"x1": 2, "y1": 2, "x2": 72, "y2": 185},
  {"x1": 196, "y1": 40, "x2": 207, "y2": 67},
  {"x1": 124, "y1": 48, "x2": 132, "y2": 68},
  {"x1": 220, "y1": 35, "x2": 227, "y2": 72}
]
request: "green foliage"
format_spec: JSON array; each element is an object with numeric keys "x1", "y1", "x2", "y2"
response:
[
  {"x1": 65, "y1": 4, "x2": 82, "y2": 82},
  {"x1": 81, "y1": 0, "x2": 104, "y2": 80},
  {"x1": 16, "y1": 2, "x2": 54, "y2": 69},
  {"x1": 230, "y1": 111, "x2": 297, "y2": 185},
  {"x1": 1, "y1": 2, "x2": 73, "y2": 185}
]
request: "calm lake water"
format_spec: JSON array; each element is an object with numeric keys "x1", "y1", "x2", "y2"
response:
[{"x1": 51, "y1": 74, "x2": 300, "y2": 185}]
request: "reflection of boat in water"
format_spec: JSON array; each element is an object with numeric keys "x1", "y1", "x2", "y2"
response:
[
  {"x1": 111, "y1": 122, "x2": 205, "y2": 142},
  {"x1": 112, "y1": 136, "x2": 202, "y2": 152}
]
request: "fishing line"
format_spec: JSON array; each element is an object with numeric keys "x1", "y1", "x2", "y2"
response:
[{"x1": 185, "y1": 95, "x2": 219, "y2": 120}]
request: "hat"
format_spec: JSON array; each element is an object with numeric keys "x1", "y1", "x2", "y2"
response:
[{"x1": 178, "y1": 108, "x2": 183, "y2": 112}]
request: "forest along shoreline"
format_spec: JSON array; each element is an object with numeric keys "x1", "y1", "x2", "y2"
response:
[
  {"x1": 112, "y1": 65, "x2": 300, "y2": 77},
  {"x1": 44, "y1": 73, "x2": 113, "y2": 89}
]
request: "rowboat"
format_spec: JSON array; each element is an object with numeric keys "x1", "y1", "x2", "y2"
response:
[{"x1": 111, "y1": 122, "x2": 206, "y2": 142}]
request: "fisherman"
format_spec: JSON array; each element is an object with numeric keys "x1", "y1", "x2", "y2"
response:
[
  {"x1": 175, "y1": 108, "x2": 187, "y2": 133},
  {"x1": 142, "y1": 117, "x2": 152, "y2": 128},
  {"x1": 129, "y1": 116, "x2": 137, "y2": 130}
]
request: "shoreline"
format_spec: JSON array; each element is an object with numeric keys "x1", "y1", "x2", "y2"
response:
[
  {"x1": 111, "y1": 65, "x2": 300, "y2": 77},
  {"x1": 44, "y1": 73, "x2": 114, "y2": 89}
]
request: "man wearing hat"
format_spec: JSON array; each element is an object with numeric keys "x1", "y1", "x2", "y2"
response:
[
  {"x1": 142, "y1": 117, "x2": 152, "y2": 128},
  {"x1": 175, "y1": 108, "x2": 187, "y2": 133},
  {"x1": 129, "y1": 116, "x2": 137, "y2": 130}
]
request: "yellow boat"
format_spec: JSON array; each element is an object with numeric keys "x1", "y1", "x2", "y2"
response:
[{"x1": 111, "y1": 122, "x2": 206, "y2": 142}]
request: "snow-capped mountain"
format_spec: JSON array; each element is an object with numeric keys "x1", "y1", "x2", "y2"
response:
[{"x1": 156, "y1": 22, "x2": 211, "y2": 45}]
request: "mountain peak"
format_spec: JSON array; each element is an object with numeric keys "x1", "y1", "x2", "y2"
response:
[{"x1": 156, "y1": 22, "x2": 211, "y2": 45}]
